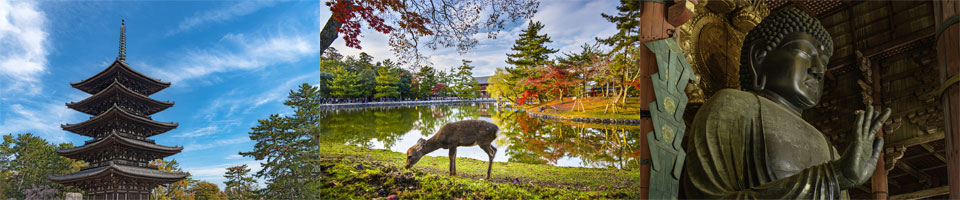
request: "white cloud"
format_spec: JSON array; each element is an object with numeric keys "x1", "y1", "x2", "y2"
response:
[
  {"x1": 0, "y1": 0, "x2": 48, "y2": 95},
  {"x1": 224, "y1": 154, "x2": 243, "y2": 159},
  {"x1": 176, "y1": 125, "x2": 219, "y2": 138},
  {"x1": 250, "y1": 72, "x2": 317, "y2": 109},
  {"x1": 0, "y1": 101, "x2": 81, "y2": 143},
  {"x1": 194, "y1": 72, "x2": 318, "y2": 124},
  {"x1": 183, "y1": 136, "x2": 249, "y2": 152},
  {"x1": 167, "y1": 1, "x2": 277, "y2": 36},
  {"x1": 150, "y1": 32, "x2": 319, "y2": 84}
]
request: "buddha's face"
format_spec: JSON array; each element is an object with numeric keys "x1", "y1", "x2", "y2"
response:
[{"x1": 758, "y1": 32, "x2": 831, "y2": 110}]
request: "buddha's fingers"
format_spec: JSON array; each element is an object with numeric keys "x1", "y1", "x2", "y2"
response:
[
  {"x1": 869, "y1": 108, "x2": 892, "y2": 136},
  {"x1": 854, "y1": 110, "x2": 865, "y2": 136}
]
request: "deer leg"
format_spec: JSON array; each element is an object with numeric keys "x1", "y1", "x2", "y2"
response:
[
  {"x1": 448, "y1": 147, "x2": 457, "y2": 176},
  {"x1": 481, "y1": 144, "x2": 497, "y2": 180}
]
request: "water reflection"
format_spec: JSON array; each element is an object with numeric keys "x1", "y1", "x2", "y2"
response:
[{"x1": 319, "y1": 103, "x2": 644, "y2": 170}]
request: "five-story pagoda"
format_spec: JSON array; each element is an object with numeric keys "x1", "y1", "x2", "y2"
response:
[{"x1": 49, "y1": 20, "x2": 188, "y2": 200}]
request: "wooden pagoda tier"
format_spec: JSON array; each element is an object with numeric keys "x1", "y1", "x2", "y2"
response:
[
  {"x1": 57, "y1": 131, "x2": 182, "y2": 169},
  {"x1": 49, "y1": 162, "x2": 188, "y2": 200},
  {"x1": 70, "y1": 60, "x2": 170, "y2": 96},
  {"x1": 67, "y1": 80, "x2": 173, "y2": 117},
  {"x1": 61, "y1": 105, "x2": 177, "y2": 140},
  {"x1": 50, "y1": 20, "x2": 187, "y2": 200}
]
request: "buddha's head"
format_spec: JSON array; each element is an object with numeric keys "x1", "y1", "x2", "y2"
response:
[{"x1": 740, "y1": 8, "x2": 833, "y2": 112}]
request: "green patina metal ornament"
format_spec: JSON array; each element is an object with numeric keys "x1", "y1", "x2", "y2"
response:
[{"x1": 644, "y1": 35, "x2": 694, "y2": 200}]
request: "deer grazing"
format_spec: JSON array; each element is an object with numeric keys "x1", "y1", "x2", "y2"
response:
[{"x1": 405, "y1": 120, "x2": 499, "y2": 179}]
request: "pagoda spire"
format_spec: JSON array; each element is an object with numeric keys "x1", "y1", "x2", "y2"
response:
[{"x1": 118, "y1": 19, "x2": 126, "y2": 62}]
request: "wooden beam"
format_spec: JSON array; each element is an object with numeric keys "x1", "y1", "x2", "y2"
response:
[
  {"x1": 919, "y1": 143, "x2": 948, "y2": 162},
  {"x1": 919, "y1": 164, "x2": 947, "y2": 172},
  {"x1": 894, "y1": 162, "x2": 931, "y2": 185},
  {"x1": 888, "y1": 131, "x2": 945, "y2": 148},
  {"x1": 828, "y1": 32, "x2": 935, "y2": 72},
  {"x1": 902, "y1": 149, "x2": 945, "y2": 161},
  {"x1": 889, "y1": 186, "x2": 949, "y2": 200}
]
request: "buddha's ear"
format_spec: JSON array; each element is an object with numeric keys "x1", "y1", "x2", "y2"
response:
[{"x1": 744, "y1": 39, "x2": 768, "y2": 91}]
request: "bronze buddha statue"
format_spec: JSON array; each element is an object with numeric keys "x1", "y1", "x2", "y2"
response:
[{"x1": 680, "y1": 8, "x2": 891, "y2": 199}]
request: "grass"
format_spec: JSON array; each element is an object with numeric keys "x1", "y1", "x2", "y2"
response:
[
  {"x1": 526, "y1": 97, "x2": 646, "y2": 120},
  {"x1": 320, "y1": 142, "x2": 643, "y2": 199}
]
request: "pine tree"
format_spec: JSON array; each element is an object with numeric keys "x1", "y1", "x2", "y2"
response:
[
  {"x1": 224, "y1": 164, "x2": 257, "y2": 200},
  {"x1": 597, "y1": 0, "x2": 645, "y2": 109},
  {"x1": 397, "y1": 69, "x2": 414, "y2": 98},
  {"x1": 505, "y1": 20, "x2": 557, "y2": 103},
  {"x1": 452, "y1": 59, "x2": 478, "y2": 99},
  {"x1": 506, "y1": 20, "x2": 557, "y2": 68},
  {"x1": 416, "y1": 66, "x2": 438, "y2": 98},
  {"x1": 374, "y1": 67, "x2": 400, "y2": 99},
  {"x1": 359, "y1": 68, "x2": 377, "y2": 99},
  {"x1": 597, "y1": 0, "x2": 642, "y2": 53},
  {"x1": 328, "y1": 65, "x2": 361, "y2": 98}
]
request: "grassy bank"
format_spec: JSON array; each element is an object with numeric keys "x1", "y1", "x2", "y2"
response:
[
  {"x1": 526, "y1": 97, "x2": 645, "y2": 120},
  {"x1": 320, "y1": 142, "x2": 643, "y2": 199}
]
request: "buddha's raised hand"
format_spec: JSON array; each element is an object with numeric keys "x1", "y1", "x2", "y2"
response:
[{"x1": 835, "y1": 107, "x2": 891, "y2": 190}]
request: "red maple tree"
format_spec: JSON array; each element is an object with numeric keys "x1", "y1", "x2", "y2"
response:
[{"x1": 321, "y1": 0, "x2": 539, "y2": 66}]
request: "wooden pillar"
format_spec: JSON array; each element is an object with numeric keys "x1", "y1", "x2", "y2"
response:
[
  {"x1": 637, "y1": 1, "x2": 695, "y2": 199},
  {"x1": 637, "y1": 2, "x2": 671, "y2": 199},
  {"x1": 872, "y1": 130, "x2": 888, "y2": 199},
  {"x1": 934, "y1": 1, "x2": 960, "y2": 199}
]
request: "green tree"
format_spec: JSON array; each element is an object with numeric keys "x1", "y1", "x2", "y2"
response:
[
  {"x1": 0, "y1": 133, "x2": 84, "y2": 199},
  {"x1": 597, "y1": 0, "x2": 645, "y2": 109},
  {"x1": 240, "y1": 83, "x2": 322, "y2": 199},
  {"x1": 359, "y1": 68, "x2": 377, "y2": 99},
  {"x1": 189, "y1": 181, "x2": 226, "y2": 200},
  {"x1": 506, "y1": 21, "x2": 557, "y2": 67},
  {"x1": 328, "y1": 65, "x2": 361, "y2": 98},
  {"x1": 151, "y1": 159, "x2": 196, "y2": 200},
  {"x1": 597, "y1": 0, "x2": 642, "y2": 54},
  {"x1": 375, "y1": 67, "x2": 400, "y2": 99},
  {"x1": 224, "y1": 165, "x2": 257, "y2": 200},
  {"x1": 285, "y1": 83, "x2": 324, "y2": 151},
  {"x1": 316, "y1": 71, "x2": 334, "y2": 98},
  {"x1": 451, "y1": 60, "x2": 479, "y2": 99},
  {"x1": 505, "y1": 20, "x2": 557, "y2": 103},
  {"x1": 416, "y1": 66, "x2": 438, "y2": 98},
  {"x1": 397, "y1": 69, "x2": 415, "y2": 98}
]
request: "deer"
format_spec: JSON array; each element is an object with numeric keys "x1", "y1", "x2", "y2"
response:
[{"x1": 404, "y1": 120, "x2": 499, "y2": 179}]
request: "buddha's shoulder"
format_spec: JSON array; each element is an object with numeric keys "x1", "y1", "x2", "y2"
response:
[
  {"x1": 703, "y1": 89, "x2": 759, "y2": 108},
  {"x1": 694, "y1": 89, "x2": 760, "y2": 122}
]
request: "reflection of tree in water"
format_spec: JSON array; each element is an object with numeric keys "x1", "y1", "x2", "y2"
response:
[
  {"x1": 413, "y1": 105, "x2": 455, "y2": 136},
  {"x1": 492, "y1": 109, "x2": 644, "y2": 169},
  {"x1": 318, "y1": 107, "x2": 418, "y2": 148},
  {"x1": 320, "y1": 104, "x2": 644, "y2": 169}
]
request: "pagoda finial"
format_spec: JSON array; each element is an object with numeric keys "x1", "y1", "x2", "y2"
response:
[{"x1": 118, "y1": 19, "x2": 126, "y2": 62}]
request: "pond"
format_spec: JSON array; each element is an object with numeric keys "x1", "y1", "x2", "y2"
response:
[{"x1": 319, "y1": 103, "x2": 646, "y2": 169}]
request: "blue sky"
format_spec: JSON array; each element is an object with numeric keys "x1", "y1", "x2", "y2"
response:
[{"x1": 0, "y1": 0, "x2": 617, "y2": 189}]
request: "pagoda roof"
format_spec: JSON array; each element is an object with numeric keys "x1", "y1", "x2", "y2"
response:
[
  {"x1": 67, "y1": 81, "x2": 173, "y2": 116},
  {"x1": 71, "y1": 59, "x2": 170, "y2": 95},
  {"x1": 62, "y1": 105, "x2": 177, "y2": 138},
  {"x1": 57, "y1": 132, "x2": 182, "y2": 160},
  {"x1": 49, "y1": 162, "x2": 188, "y2": 184}
]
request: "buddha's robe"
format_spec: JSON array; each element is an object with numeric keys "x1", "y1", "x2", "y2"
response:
[{"x1": 681, "y1": 89, "x2": 849, "y2": 199}]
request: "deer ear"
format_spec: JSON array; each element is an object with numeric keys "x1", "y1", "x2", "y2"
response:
[{"x1": 415, "y1": 139, "x2": 425, "y2": 150}]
